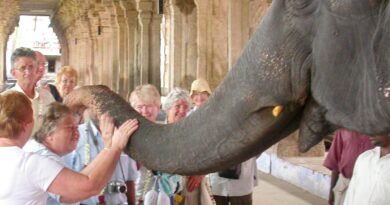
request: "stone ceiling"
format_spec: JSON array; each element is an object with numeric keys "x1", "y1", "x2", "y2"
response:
[{"x1": 19, "y1": 0, "x2": 59, "y2": 16}]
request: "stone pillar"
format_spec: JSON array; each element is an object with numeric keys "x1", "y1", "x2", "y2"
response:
[
  {"x1": 161, "y1": 0, "x2": 197, "y2": 93},
  {"x1": 137, "y1": 0, "x2": 152, "y2": 84},
  {"x1": 99, "y1": 10, "x2": 114, "y2": 86},
  {"x1": 125, "y1": 10, "x2": 138, "y2": 95},
  {"x1": 53, "y1": 25, "x2": 69, "y2": 67},
  {"x1": 149, "y1": 7, "x2": 161, "y2": 90},
  {"x1": 76, "y1": 18, "x2": 91, "y2": 86},
  {"x1": 114, "y1": 1, "x2": 129, "y2": 97},
  {"x1": 87, "y1": 11, "x2": 100, "y2": 85},
  {"x1": 0, "y1": 31, "x2": 7, "y2": 83},
  {"x1": 194, "y1": 0, "x2": 211, "y2": 79},
  {"x1": 65, "y1": 26, "x2": 78, "y2": 70},
  {"x1": 167, "y1": 0, "x2": 183, "y2": 90},
  {"x1": 228, "y1": 0, "x2": 249, "y2": 70}
]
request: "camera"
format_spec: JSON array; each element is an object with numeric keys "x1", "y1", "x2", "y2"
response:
[{"x1": 106, "y1": 181, "x2": 127, "y2": 194}]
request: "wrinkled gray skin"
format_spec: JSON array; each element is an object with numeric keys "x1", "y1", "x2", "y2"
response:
[{"x1": 65, "y1": 0, "x2": 390, "y2": 175}]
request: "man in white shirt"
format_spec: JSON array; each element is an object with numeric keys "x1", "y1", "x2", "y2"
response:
[
  {"x1": 209, "y1": 157, "x2": 258, "y2": 205},
  {"x1": 343, "y1": 134, "x2": 390, "y2": 205},
  {"x1": 5, "y1": 47, "x2": 55, "y2": 133},
  {"x1": 4, "y1": 47, "x2": 55, "y2": 134}
]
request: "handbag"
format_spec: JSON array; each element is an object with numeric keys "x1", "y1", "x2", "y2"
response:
[{"x1": 218, "y1": 164, "x2": 241, "y2": 179}]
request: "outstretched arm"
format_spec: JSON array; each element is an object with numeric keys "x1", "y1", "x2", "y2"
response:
[{"x1": 48, "y1": 116, "x2": 138, "y2": 203}]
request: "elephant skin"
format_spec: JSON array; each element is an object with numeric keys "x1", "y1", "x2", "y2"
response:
[{"x1": 65, "y1": 0, "x2": 390, "y2": 174}]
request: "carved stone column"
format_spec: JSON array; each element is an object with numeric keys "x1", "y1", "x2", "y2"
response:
[
  {"x1": 75, "y1": 18, "x2": 91, "y2": 86},
  {"x1": 98, "y1": 9, "x2": 114, "y2": 86},
  {"x1": 114, "y1": 0, "x2": 129, "y2": 97},
  {"x1": 228, "y1": 0, "x2": 249, "y2": 70},
  {"x1": 0, "y1": 0, "x2": 19, "y2": 82},
  {"x1": 194, "y1": 0, "x2": 211, "y2": 79},
  {"x1": 87, "y1": 10, "x2": 101, "y2": 85},
  {"x1": 137, "y1": 0, "x2": 152, "y2": 85},
  {"x1": 125, "y1": 9, "x2": 138, "y2": 94},
  {"x1": 167, "y1": 0, "x2": 183, "y2": 90},
  {"x1": 149, "y1": 8, "x2": 161, "y2": 90}
]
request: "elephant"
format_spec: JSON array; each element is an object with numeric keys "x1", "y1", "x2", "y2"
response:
[{"x1": 65, "y1": 0, "x2": 390, "y2": 175}]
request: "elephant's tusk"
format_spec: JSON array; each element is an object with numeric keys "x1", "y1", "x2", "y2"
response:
[{"x1": 272, "y1": 105, "x2": 283, "y2": 117}]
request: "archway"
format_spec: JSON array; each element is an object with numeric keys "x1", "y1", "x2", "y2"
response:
[{"x1": 5, "y1": 15, "x2": 61, "y2": 83}]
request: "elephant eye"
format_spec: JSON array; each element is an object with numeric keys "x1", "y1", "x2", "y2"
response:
[
  {"x1": 287, "y1": 0, "x2": 313, "y2": 9},
  {"x1": 286, "y1": 0, "x2": 318, "y2": 16}
]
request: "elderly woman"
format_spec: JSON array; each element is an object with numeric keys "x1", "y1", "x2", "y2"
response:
[
  {"x1": 129, "y1": 84, "x2": 161, "y2": 122},
  {"x1": 0, "y1": 91, "x2": 138, "y2": 204},
  {"x1": 163, "y1": 87, "x2": 191, "y2": 124},
  {"x1": 48, "y1": 66, "x2": 78, "y2": 102},
  {"x1": 162, "y1": 88, "x2": 213, "y2": 205},
  {"x1": 129, "y1": 84, "x2": 182, "y2": 205},
  {"x1": 24, "y1": 102, "x2": 80, "y2": 205}
]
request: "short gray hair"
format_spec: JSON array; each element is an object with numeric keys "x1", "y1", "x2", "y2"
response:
[
  {"x1": 129, "y1": 84, "x2": 161, "y2": 107},
  {"x1": 33, "y1": 102, "x2": 72, "y2": 143},
  {"x1": 11, "y1": 47, "x2": 36, "y2": 68},
  {"x1": 162, "y1": 87, "x2": 191, "y2": 111}
]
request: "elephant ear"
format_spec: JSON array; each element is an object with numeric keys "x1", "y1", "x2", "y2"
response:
[{"x1": 310, "y1": 1, "x2": 390, "y2": 135}]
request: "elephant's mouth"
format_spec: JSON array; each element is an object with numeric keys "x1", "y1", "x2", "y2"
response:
[{"x1": 242, "y1": 104, "x2": 303, "y2": 155}]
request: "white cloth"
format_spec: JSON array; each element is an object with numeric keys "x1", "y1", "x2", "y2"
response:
[
  {"x1": 23, "y1": 140, "x2": 79, "y2": 205},
  {"x1": 70, "y1": 120, "x2": 137, "y2": 205},
  {"x1": 144, "y1": 190, "x2": 158, "y2": 205},
  {"x1": 343, "y1": 147, "x2": 390, "y2": 205},
  {"x1": 5, "y1": 83, "x2": 55, "y2": 134},
  {"x1": 209, "y1": 157, "x2": 257, "y2": 197},
  {"x1": 0, "y1": 146, "x2": 64, "y2": 205}
]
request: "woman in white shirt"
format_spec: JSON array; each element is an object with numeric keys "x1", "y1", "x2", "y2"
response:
[{"x1": 0, "y1": 91, "x2": 138, "y2": 205}]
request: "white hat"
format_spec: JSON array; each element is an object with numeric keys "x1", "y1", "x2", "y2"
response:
[{"x1": 190, "y1": 78, "x2": 211, "y2": 96}]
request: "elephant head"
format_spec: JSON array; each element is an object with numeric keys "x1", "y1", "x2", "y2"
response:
[{"x1": 65, "y1": 0, "x2": 390, "y2": 175}]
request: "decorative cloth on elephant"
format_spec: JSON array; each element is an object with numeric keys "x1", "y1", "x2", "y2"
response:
[
  {"x1": 144, "y1": 177, "x2": 171, "y2": 205},
  {"x1": 142, "y1": 171, "x2": 182, "y2": 205}
]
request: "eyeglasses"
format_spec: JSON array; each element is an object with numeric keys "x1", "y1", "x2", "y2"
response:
[
  {"x1": 60, "y1": 125, "x2": 79, "y2": 133},
  {"x1": 14, "y1": 66, "x2": 35, "y2": 73}
]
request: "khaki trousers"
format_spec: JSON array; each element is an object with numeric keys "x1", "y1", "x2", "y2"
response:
[{"x1": 333, "y1": 174, "x2": 350, "y2": 205}]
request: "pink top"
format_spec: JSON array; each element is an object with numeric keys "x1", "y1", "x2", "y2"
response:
[{"x1": 323, "y1": 129, "x2": 373, "y2": 178}]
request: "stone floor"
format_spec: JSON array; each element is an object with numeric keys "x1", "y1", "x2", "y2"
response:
[{"x1": 253, "y1": 171, "x2": 328, "y2": 205}]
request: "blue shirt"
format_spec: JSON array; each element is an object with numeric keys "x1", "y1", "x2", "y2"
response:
[{"x1": 70, "y1": 120, "x2": 137, "y2": 205}]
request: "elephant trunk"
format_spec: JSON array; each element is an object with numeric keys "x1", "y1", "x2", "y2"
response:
[{"x1": 65, "y1": 73, "x2": 302, "y2": 175}]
